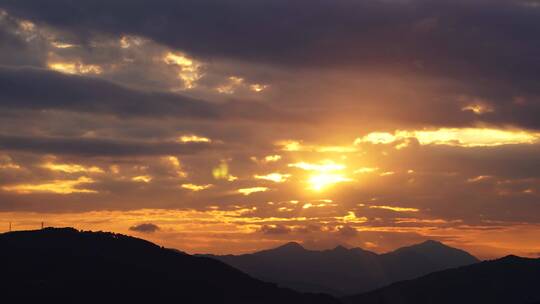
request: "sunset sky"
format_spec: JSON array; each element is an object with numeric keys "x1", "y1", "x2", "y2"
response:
[{"x1": 1, "y1": 0, "x2": 540, "y2": 259}]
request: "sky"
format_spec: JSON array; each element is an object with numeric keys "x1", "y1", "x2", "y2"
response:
[{"x1": 0, "y1": 0, "x2": 540, "y2": 259}]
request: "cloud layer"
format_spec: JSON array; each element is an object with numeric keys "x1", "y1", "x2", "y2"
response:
[{"x1": 0, "y1": 1, "x2": 539, "y2": 258}]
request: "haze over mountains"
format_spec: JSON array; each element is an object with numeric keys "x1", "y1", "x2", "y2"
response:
[{"x1": 203, "y1": 240, "x2": 479, "y2": 295}]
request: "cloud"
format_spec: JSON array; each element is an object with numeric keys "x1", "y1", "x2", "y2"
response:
[
  {"x1": 129, "y1": 223, "x2": 161, "y2": 233},
  {"x1": 260, "y1": 224, "x2": 291, "y2": 235},
  {"x1": 0, "y1": 66, "x2": 300, "y2": 122},
  {"x1": 0, "y1": 133, "x2": 212, "y2": 156},
  {"x1": 355, "y1": 128, "x2": 540, "y2": 148},
  {"x1": 2, "y1": 176, "x2": 96, "y2": 194},
  {"x1": 1, "y1": 0, "x2": 540, "y2": 259},
  {"x1": 3, "y1": 0, "x2": 540, "y2": 81},
  {"x1": 237, "y1": 187, "x2": 269, "y2": 196},
  {"x1": 367, "y1": 205, "x2": 420, "y2": 213},
  {"x1": 337, "y1": 225, "x2": 358, "y2": 238}
]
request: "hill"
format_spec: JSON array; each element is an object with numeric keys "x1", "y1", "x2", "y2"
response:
[
  {"x1": 344, "y1": 255, "x2": 540, "y2": 304},
  {"x1": 0, "y1": 228, "x2": 340, "y2": 304}
]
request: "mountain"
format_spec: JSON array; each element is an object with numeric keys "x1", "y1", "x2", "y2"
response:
[
  {"x1": 0, "y1": 228, "x2": 340, "y2": 304},
  {"x1": 379, "y1": 240, "x2": 480, "y2": 283},
  {"x1": 202, "y1": 240, "x2": 479, "y2": 295},
  {"x1": 344, "y1": 255, "x2": 540, "y2": 304}
]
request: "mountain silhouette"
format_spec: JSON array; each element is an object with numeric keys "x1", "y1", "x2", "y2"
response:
[
  {"x1": 344, "y1": 255, "x2": 540, "y2": 304},
  {"x1": 379, "y1": 240, "x2": 480, "y2": 283},
  {"x1": 202, "y1": 240, "x2": 479, "y2": 295},
  {"x1": 0, "y1": 228, "x2": 340, "y2": 304}
]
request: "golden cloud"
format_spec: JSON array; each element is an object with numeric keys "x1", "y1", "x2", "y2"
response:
[
  {"x1": 356, "y1": 128, "x2": 540, "y2": 147},
  {"x1": 132, "y1": 175, "x2": 152, "y2": 183},
  {"x1": 177, "y1": 135, "x2": 212, "y2": 143},
  {"x1": 237, "y1": 187, "x2": 269, "y2": 195},
  {"x1": 48, "y1": 61, "x2": 103, "y2": 75},
  {"x1": 368, "y1": 205, "x2": 420, "y2": 212},
  {"x1": 2, "y1": 176, "x2": 96, "y2": 194},
  {"x1": 41, "y1": 161, "x2": 104, "y2": 174},
  {"x1": 276, "y1": 140, "x2": 357, "y2": 153},
  {"x1": 181, "y1": 183, "x2": 213, "y2": 191},
  {"x1": 254, "y1": 173, "x2": 291, "y2": 183},
  {"x1": 163, "y1": 52, "x2": 202, "y2": 89}
]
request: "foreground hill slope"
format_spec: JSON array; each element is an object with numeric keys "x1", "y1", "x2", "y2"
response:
[
  {"x1": 0, "y1": 228, "x2": 339, "y2": 304},
  {"x1": 344, "y1": 255, "x2": 540, "y2": 304},
  {"x1": 204, "y1": 240, "x2": 479, "y2": 295}
]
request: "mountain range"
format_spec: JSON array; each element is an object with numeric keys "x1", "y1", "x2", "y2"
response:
[
  {"x1": 2, "y1": 228, "x2": 539, "y2": 304},
  {"x1": 202, "y1": 240, "x2": 479, "y2": 295}
]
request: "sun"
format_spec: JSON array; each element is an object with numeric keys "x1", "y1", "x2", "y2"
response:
[{"x1": 307, "y1": 173, "x2": 352, "y2": 191}]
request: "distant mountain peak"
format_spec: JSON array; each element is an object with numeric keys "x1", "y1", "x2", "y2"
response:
[
  {"x1": 417, "y1": 239, "x2": 445, "y2": 247},
  {"x1": 331, "y1": 245, "x2": 349, "y2": 252},
  {"x1": 274, "y1": 241, "x2": 306, "y2": 252},
  {"x1": 498, "y1": 254, "x2": 528, "y2": 262},
  {"x1": 397, "y1": 239, "x2": 457, "y2": 252}
]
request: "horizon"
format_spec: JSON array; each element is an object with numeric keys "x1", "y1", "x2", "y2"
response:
[
  {"x1": 1, "y1": 1, "x2": 540, "y2": 262},
  {"x1": 0, "y1": 225, "x2": 524, "y2": 260}
]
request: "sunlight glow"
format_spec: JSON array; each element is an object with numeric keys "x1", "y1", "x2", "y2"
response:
[
  {"x1": 289, "y1": 160, "x2": 352, "y2": 191},
  {"x1": 276, "y1": 140, "x2": 357, "y2": 153},
  {"x1": 354, "y1": 167, "x2": 379, "y2": 174},
  {"x1": 288, "y1": 160, "x2": 346, "y2": 172},
  {"x1": 254, "y1": 173, "x2": 291, "y2": 183},
  {"x1": 276, "y1": 140, "x2": 303, "y2": 151},
  {"x1": 355, "y1": 132, "x2": 396, "y2": 144},
  {"x1": 307, "y1": 173, "x2": 352, "y2": 191}
]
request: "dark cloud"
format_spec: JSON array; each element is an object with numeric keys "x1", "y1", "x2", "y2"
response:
[
  {"x1": 2, "y1": 3, "x2": 540, "y2": 130},
  {"x1": 2, "y1": 0, "x2": 540, "y2": 78},
  {"x1": 129, "y1": 223, "x2": 160, "y2": 233},
  {"x1": 0, "y1": 134, "x2": 212, "y2": 156},
  {"x1": 0, "y1": 66, "x2": 301, "y2": 123}
]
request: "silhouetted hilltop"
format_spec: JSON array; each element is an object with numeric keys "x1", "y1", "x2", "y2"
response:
[
  {"x1": 0, "y1": 228, "x2": 340, "y2": 304},
  {"x1": 202, "y1": 240, "x2": 479, "y2": 295},
  {"x1": 379, "y1": 240, "x2": 479, "y2": 282},
  {"x1": 344, "y1": 255, "x2": 540, "y2": 304}
]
